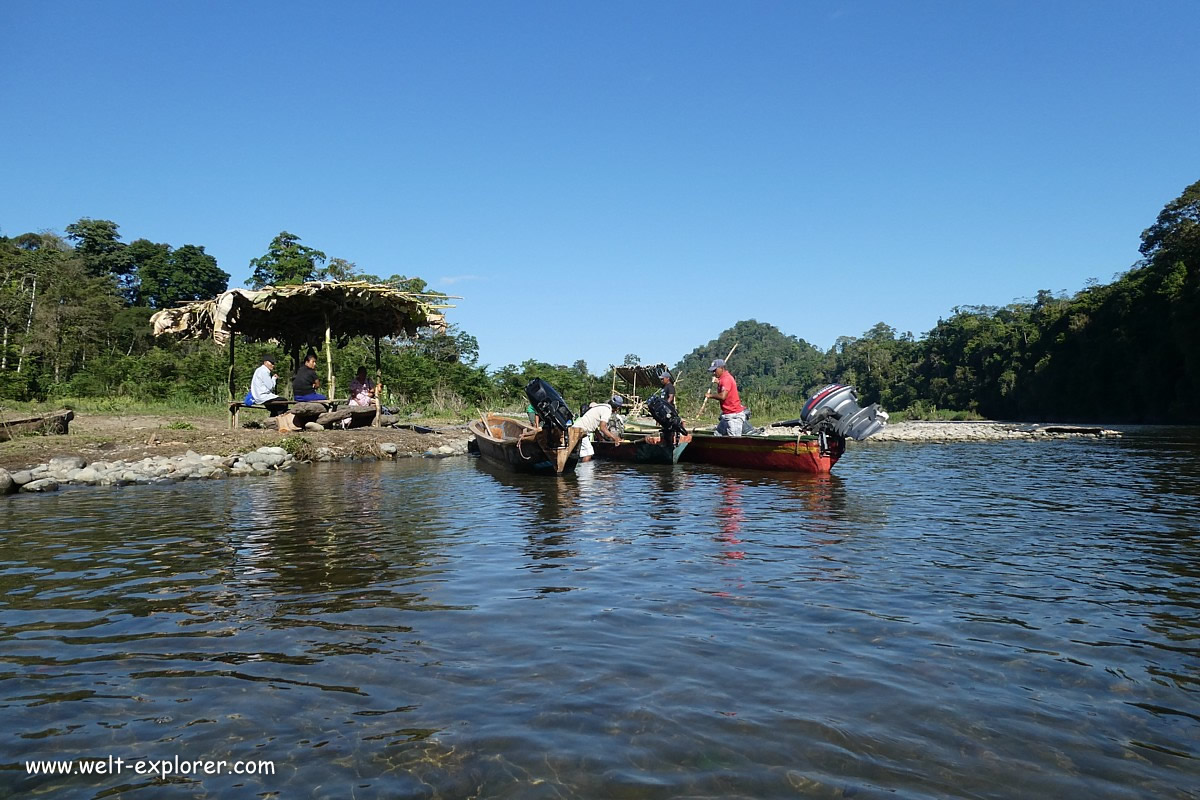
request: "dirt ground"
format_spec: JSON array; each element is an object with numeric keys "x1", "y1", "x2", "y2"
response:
[{"x1": 0, "y1": 411, "x2": 475, "y2": 471}]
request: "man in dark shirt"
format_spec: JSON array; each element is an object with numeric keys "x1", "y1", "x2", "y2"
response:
[
  {"x1": 292, "y1": 353, "x2": 328, "y2": 402},
  {"x1": 659, "y1": 370, "x2": 676, "y2": 407}
]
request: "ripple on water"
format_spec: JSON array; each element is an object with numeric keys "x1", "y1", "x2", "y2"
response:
[{"x1": 2, "y1": 438, "x2": 1199, "y2": 797}]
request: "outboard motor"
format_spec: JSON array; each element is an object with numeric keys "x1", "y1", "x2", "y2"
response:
[
  {"x1": 647, "y1": 393, "x2": 688, "y2": 440},
  {"x1": 525, "y1": 378, "x2": 573, "y2": 432},
  {"x1": 800, "y1": 384, "x2": 888, "y2": 441}
]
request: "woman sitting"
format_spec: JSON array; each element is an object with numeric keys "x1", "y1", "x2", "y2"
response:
[{"x1": 348, "y1": 366, "x2": 376, "y2": 407}]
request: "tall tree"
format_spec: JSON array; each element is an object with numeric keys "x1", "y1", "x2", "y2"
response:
[
  {"x1": 129, "y1": 240, "x2": 229, "y2": 307},
  {"x1": 249, "y1": 231, "x2": 327, "y2": 288},
  {"x1": 64, "y1": 218, "x2": 131, "y2": 279}
]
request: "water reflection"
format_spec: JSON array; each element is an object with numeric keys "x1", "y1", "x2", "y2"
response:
[{"x1": 2, "y1": 436, "x2": 1198, "y2": 799}]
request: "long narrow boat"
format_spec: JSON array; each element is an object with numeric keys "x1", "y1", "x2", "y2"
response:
[
  {"x1": 680, "y1": 430, "x2": 846, "y2": 473},
  {"x1": 468, "y1": 414, "x2": 585, "y2": 474},
  {"x1": 593, "y1": 431, "x2": 692, "y2": 465}
]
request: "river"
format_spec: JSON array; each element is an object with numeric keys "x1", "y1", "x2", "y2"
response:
[{"x1": 2, "y1": 428, "x2": 1198, "y2": 798}]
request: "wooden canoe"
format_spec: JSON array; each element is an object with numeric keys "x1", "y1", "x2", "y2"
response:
[
  {"x1": 680, "y1": 430, "x2": 845, "y2": 473},
  {"x1": 468, "y1": 414, "x2": 585, "y2": 474},
  {"x1": 0, "y1": 409, "x2": 74, "y2": 443}
]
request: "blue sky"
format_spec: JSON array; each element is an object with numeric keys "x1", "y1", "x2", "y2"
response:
[{"x1": 3, "y1": 1, "x2": 1197, "y2": 373}]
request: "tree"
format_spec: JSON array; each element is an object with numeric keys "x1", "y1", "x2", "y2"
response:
[
  {"x1": 1140, "y1": 178, "x2": 1200, "y2": 268},
  {"x1": 623, "y1": 353, "x2": 641, "y2": 366},
  {"x1": 249, "y1": 232, "x2": 327, "y2": 288},
  {"x1": 321, "y1": 257, "x2": 358, "y2": 281},
  {"x1": 64, "y1": 218, "x2": 132, "y2": 279},
  {"x1": 129, "y1": 240, "x2": 229, "y2": 307}
]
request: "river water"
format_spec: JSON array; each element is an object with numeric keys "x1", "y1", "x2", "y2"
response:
[{"x1": 2, "y1": 429, "x2": 1198, "y2": 798}]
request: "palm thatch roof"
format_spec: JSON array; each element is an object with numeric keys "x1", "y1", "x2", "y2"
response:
[
  {"x1": 150, "y1": 281, "x2": 454, "y2": 347},
  {"x1": 611, "y1": 363, "x2": 670, "y2": 387}
]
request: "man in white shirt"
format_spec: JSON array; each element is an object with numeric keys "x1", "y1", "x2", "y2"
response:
[
  {"x1": 572, "y1": 395, "x2": 624, "y2": 462},
  {"x1": 250, "y1": 357, "x2": 280, "y2": 405}
]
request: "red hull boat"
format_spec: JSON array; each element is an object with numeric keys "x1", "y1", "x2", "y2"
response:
[{"x1": 680, "y1": 431, "x2": 845, "y2": 473}]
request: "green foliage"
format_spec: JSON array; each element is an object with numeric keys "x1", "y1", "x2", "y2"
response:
[
  {"x1": 64, "y1": 218, "x2": 132, "y2": 278},
  {"x1": 249, "y1": 231, "x2": 327, "y2": 288},
  {"x1": 129, "y1": 240, "x2": 229, "y2": 307},
  {"x1": 2, "y1": 179, "x2": 1198, "y2": 423},
  {"x1": 675, "y1": 319, "x2": 827, "y2": 412},
  {"x1": 164, "y1": 420, "x2": 196, "y2": 430}
]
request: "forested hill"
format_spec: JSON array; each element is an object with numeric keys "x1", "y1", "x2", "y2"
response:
[
  {"x1": 674, "y1": 320, "x2": 826, "y2": 402},
  {"x1": 676, "y1": 178, "x2": 1200, "y2": 423}
]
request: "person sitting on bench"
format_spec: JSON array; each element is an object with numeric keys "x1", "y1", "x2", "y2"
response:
[
  {"x1": 248, "y1": 356, "x2": 289, "y2": 416},
  {"x1": 292, "y1": 351, "x2": 328, "y2": 402},
  {"x1": 348, "y1": 366, "x2": 376, "y2": 407}
]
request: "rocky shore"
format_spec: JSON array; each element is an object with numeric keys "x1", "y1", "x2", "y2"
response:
[
  {"x1": 0, "y1": 413, "x2": 1123, "y2": 497},
  {"x1": 0, "y1": 412, "x2": 477, "y2": 496},
  {"x1": 862, "y1": 420, "x2": 1122, "y2": 442},
  {"x1": 758, "y1": 420, "x2": 1123, "y2": 443},
  {"x1": 758, "y1": 419, "x2": 1123, "y2": 443}
]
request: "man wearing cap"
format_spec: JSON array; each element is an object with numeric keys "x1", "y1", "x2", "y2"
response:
[
  {"x1": 706, "y1": 358, "x2": 749, "y2": 436},
  {"x1": 659, "y1": 370, "x2": 676, "y2": 408},
  {"x1": 572, "y1": 395, "x2": 625, "y2": 462}
]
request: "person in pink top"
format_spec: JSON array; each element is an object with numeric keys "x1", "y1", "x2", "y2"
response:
[
  {"x1": 348, "y1": 366, "x2": 376, "y2": 407},
  {"x1": 705, "y1": 358, "x2": 749, "y2": 436}
]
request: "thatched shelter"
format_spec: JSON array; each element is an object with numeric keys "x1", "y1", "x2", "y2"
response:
[
  {"x1": 151, "y1": 281, "x2": 455, "y2": 402},
  {"x1": 609, "y1": 363, "x2": 671, "y2": 416}
]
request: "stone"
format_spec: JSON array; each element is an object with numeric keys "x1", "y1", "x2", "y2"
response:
[
  {"x1": 0, "y1": 469, "x2": 14, "y2": 494},
  {"x1": 304, "y1": 422, "x2": 324, "y2": 432},
  {"x1": 258, "y1": 446, "x2": 287, "y2": 456},
  {"x1": 20, "y1": 479, "x2": 60, "y2": 493},
  {"x1": 73, "y1": 468, "x2": 99, "y2": 485},
  {"x1": 11, "y1": 470, "x2": 34, "y2": 486},
  {"x1": 49, "y1": 455, "x2": 86, "y2": 470},
  {"x1": 379, "y1": 442, "x2": 398, "y2": 455}
]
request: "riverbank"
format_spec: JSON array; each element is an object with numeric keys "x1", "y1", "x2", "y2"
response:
[
  {"x1": 0, "y1": 412, "x2": 475, "y2": 474},
  {"x1": 0, "y1": 414, "x2": 1124, "y2": 493},
  {"x1": 756, "y1": 419, "x2": 1123, "y2": 442}
]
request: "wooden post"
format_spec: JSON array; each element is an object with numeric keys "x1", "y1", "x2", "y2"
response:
[
  {"x1": 227, "y1": 334, "x2": 237, "y2": 429},
  {"x1": 289, "y1": 343, "x2": 300, "y2": 399},
  {"x1": 373, "y1": 335, "x2": 382, "y2": 427},
  {"x1": 324, "y1": 317, "x2": 334, "y2": 400}
]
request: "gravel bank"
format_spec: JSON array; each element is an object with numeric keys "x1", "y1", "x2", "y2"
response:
[{"x1": 762, "y1": 420, "x2": 1122, "y2": 443}]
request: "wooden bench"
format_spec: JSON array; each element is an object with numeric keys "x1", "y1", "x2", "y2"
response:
[{"x1": 229, "y1": 398, "x2": 385, "y2": 430}]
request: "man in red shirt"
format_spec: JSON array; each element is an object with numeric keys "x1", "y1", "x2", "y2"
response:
[{"x1": 705, "y1": 358, "x2": 749, "y2": 436}]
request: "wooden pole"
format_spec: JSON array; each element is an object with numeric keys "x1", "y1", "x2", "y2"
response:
[
  {"x1": 324, "y1": 317, "x2": 334, "y2": 400},
  {"x1": 289, "y1": 343, "x2": 300, "y2": 399},
  {"x1": 227, "y1": 333, "x2": 236, "y2": 402},
  {"x1": 227, "y1": 334, "x2": 237, "y2": 430},
  {"x1": 373, "y1": 335, "x2": 382, "y2": 427}
]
